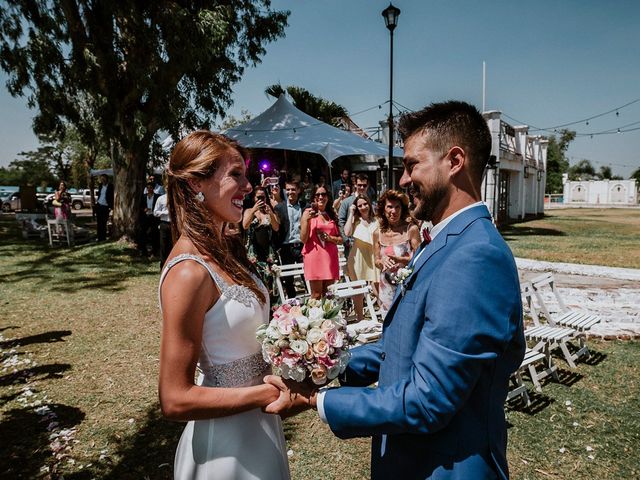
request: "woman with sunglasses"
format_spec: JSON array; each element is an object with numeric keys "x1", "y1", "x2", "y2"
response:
[{"x1": 300, "y1": 185, "x2": 342, "y2": 299}]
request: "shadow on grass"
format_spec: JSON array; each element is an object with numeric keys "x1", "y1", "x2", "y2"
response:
[
  {"x1": 0, "y1": 403, "x2": 85, "y2": 479},
  {"x1": 67, "y1": 405, "x2": 181, "y2": 480},
  {"x1": 0, "y1": 363, "x2": 72, "y2": 387},
  {"x1": 554, "y1": 368, "x2": 584, "y2": 387},
  {"x1": 0, "y1": 329, "x2": 71, "y2": 349},
  {"x1": 0, "y1": 238, "x2": 157, "y2": 293},
  {"x1": 499, "y1": 224, "x2": 565, "y2": 241},
  {"x1": 506, "y1": 391, "x2": 555, "y2": 416},
  {"x1": 582, "y1": 350, "x2": 607, "y2": 366},
  {"x1": 0, "y1": 325, "x2": 20, "y2": 333}
]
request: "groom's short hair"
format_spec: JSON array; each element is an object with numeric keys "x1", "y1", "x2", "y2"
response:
[{"x1": 398, "y1": 100, "x2": 491, "y2": 183}]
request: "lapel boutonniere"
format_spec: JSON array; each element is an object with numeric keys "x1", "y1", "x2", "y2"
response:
[{"x1": 394, "y1": 267, "x2": 414, "y2": 296}]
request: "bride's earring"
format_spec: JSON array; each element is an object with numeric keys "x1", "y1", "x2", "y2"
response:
[{"x1": 195, "y1": 191, "x2": 205, "y2": 202}]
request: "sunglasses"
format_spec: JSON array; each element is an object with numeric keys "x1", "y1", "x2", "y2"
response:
[
  {"x1": 315, "y1": 192, "x2": 328, "y2": 197},
  {"x1": 255, "y1": 196, "x2": 266, "y2": 201}
]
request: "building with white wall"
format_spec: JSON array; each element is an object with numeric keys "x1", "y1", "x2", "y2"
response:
[
  {"x1": 482, "y1": 111, "x2": 547, "y2": 224},
  {"x1": 563, "y1": 178, "x2": 637, "y2": 205}
]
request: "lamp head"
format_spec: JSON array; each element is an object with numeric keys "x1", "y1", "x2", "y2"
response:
[{"x1": 382, "y1": 3, "x2": 401, "y2": 32}]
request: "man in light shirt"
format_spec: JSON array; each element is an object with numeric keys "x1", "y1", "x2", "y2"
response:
[
  {"x1": 95, "y1": 174, "x2": 113, "y2": 241},
  {"x1": 274, "y1": 180, "x2": 306, "y2": 298},
  {"x1": 265, "y1": 100, "x2": 525, "y2": 480},
  {"x1": 153, "y1": 192, "x2": 172, "y2": 268}
]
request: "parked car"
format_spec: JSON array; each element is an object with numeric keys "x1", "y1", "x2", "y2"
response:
[{"x1": 1, "y1": 192, "x2": 20, "y2": 212}]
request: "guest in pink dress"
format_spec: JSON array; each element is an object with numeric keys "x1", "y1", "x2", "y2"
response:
[
  {"x1": 301, "y1": 185, "x2": 343, "y2": 299},
  {"x1": 52, "y1": 181, "x2": 71, "y2": 220},
  {"x1": 373, "y1": 189, "x2": 421, "y2": 311}
]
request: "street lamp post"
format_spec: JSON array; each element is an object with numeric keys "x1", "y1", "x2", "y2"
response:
[{"x1": 382, "y1": 3, "x2": 400, "y2": 188}]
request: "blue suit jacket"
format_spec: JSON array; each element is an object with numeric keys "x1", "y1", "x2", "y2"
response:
[{"x1": 323, "y1": 205, "x2": 525, "y2": 479}]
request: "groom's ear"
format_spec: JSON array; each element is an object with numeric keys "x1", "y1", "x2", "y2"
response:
[{"x1": 447, "y1": 146, "x2": 466, "y2": 177}]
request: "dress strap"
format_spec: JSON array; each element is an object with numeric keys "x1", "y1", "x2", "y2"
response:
[{"x1": 158, "y1": 253, "x2": 227, "y2": 312}]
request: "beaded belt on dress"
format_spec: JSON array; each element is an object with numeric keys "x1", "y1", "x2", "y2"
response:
[{"x1": 201, "y1": 352, "x2": 271, "y2": 387}]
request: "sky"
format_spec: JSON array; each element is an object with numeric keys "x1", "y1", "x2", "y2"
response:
[{"x1": 1, "y1": 0, "x2": 639, "y2": 177}]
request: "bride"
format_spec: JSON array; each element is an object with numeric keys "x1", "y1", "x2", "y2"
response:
[{"x1": 158, "y1": 131, "x2": 290, "y2": 479}]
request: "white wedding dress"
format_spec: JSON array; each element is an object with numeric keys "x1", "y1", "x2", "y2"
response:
[{"x1": 159, "y1": 254, "x2": 290, "y2": 480}]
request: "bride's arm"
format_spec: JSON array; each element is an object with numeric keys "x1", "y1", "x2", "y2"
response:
[{"x1": 158, "y1": 262, "x2": 279, "y2": 421}]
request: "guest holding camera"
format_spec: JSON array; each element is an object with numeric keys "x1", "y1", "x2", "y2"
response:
[
  {"x1": 243, "y1": 187, "x2": 280, "y2": 299},
  {"x1": 301, "y1": 186, "x2": 342, "y2": 299},
  {"x1": 332, "y1": 183, "x2": 351, "y2": 213}
]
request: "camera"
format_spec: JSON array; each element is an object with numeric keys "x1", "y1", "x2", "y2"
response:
[{"x1": 340, "y1": 184, "x2": 346, "y2": 195}]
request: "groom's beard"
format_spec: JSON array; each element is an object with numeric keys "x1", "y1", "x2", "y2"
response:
[{"x1": 410, "y1": 176, "x2": 448, "y2": 222}]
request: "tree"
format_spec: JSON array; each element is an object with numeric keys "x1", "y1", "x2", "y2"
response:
[
  {"x1": 1, "y1": 2, "x2": 289, "y2": 240},
  {"x1": 265, "y1": 83, "x2": 348, "y2": 126},
  {"x1": 545, "y1": 129, "x2": 575, "y2": 194},
  {"x1": 0, "y1": 156, "x2": 57, "y2": 188},
  {"x1": 568, "y1": 159, "x2": 596, "y2": 181},
  {"x1": 630, "y1": 167, "x2": 640, "y2": 183},
  {"x1": 598, "y1": 165, "x2": 613, "y2": 180},
  {"x1": 218, "y1": 109, "x2": 254, "y2": 130}
]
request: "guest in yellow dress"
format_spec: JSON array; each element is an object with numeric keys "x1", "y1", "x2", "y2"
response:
[{"x1": 344, "y1": 194, "x2": 379, "y2": 320}]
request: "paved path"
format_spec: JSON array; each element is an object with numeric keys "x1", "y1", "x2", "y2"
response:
[{"x1": 517, "y1": 258, "x2": 640, "y2": 338}]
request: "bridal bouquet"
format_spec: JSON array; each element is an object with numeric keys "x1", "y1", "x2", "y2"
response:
[{"x1": 256, "y1": 297, "x2": 355, "y2": 385}]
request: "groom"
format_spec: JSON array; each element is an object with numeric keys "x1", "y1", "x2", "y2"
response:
[{"x1": 267, "y1": 100, "x2": 525, "y2": 479}]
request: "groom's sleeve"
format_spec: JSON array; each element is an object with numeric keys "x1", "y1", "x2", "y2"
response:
[
  {"x1": 322, "y1": 243, "x2": 522, "y2": 439},
  {"x1": 317, "y1": 341, "x2": 384, "y2": 423},
  {"x1": 340, "y1": 341, "x2": 384, "y2": 386}
]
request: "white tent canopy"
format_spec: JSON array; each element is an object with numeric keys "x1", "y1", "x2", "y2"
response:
[{"x1": 223, "y1": 95, "x2": 403, "y2": 165}]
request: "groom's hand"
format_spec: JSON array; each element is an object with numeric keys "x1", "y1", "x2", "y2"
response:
[{"x1": 262, "y1": 375, "x2": 318, "y2": 417}]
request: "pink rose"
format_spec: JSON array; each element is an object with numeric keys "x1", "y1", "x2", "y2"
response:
[
  {"x1": 317, "y1": 355, "x2": 336, "y2": 368},
  {"x1": 311, "y1": 365, "x2": 328, "y2": 385},
  {"x1": 281, "y1": 348, "x2": 301, "y2": 368},
  {"x1": 324, "y1": 328, "x2": 344, "y2": 348},
  {"x1": 304, "y1": 347, "x2": 315, "y2": 361},
  {"x1": 312, "y1": 339, "x2": 330, "y2": 356},
  {"x1": 276, "y1": 314, "x2": 295, "y2": 335}
]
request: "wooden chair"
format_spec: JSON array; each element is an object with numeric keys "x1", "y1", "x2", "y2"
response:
[
  {"x1": 47, "y1": 218, "x2": 74, "y2": 247},
  {"x1": 529, "y1": 272, "x2": 601, "y2": 332},
  {"x1": 521, "y1": 281, "x2": 589, "y2": 369}
]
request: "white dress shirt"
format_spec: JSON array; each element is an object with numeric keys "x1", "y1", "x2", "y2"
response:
[{"x1": 153, "y1": 194, "x2": 170, "y2": 222}]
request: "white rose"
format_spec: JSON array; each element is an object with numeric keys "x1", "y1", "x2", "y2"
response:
[
  {"x1": 282, "y1": 363, "x2": 307, "y2": 382},
  {"x1": 296, "y1": 315, "x2": 310, "y2": 331},
  {"x1": 265, "y1": 325, "x2": 281, "y2": 340},
  {"x1": 290, "y1": 339, "x2": 309, "y2": 355},
  {"x1": 309, "y1": 307, "x2": 324, "y2": 320},
  {"x1": 306, "y1": 328, "x2": 324, "y2": 345}
]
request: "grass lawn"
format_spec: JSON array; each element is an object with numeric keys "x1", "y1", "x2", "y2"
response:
[
  {"x1": 500, "y1": 208, "x2": 640, "y2": 269},
  {"x1": 1, "y1": 210, "x2": 638, "y2": 479}
]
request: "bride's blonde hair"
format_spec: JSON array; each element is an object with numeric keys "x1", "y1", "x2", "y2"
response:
[{"x1": 167, "y1": 130, "x2": 265, "y2": 303}]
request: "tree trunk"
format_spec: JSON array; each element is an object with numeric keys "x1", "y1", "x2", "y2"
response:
[{"x1": 111, "y1": 141, "x2": 147, "y2": 241}]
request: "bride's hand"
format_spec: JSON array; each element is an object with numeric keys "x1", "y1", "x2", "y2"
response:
[{"x1": 262, "y1": 375, "x2": 317, "y2": 417}]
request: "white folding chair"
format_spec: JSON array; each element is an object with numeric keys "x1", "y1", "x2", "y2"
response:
[
  {"x1": 530, "y1": 272, "x2": 601, "y2": 332},
  {"x1": 522, "y1": 281, "x2": 589, "y2": 369},
  {"x1": 47, "y1": 218, "x2": 74, "y2": 247},
  {"x1": 328, "y1": 279, "x2": 380, "y2": 323},
  {"x1": 272, "y1": 263, "x2": 310, "y2": 304}
]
